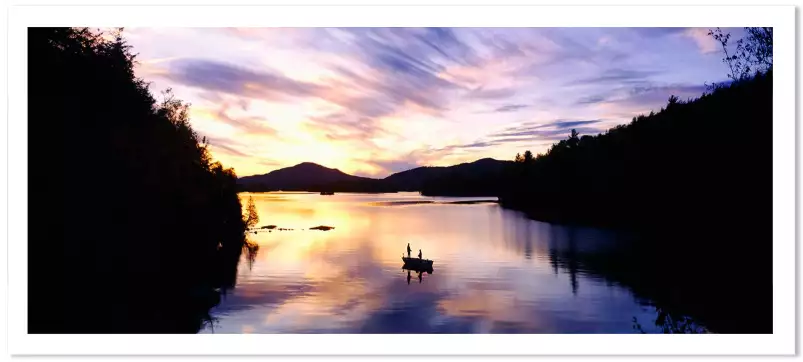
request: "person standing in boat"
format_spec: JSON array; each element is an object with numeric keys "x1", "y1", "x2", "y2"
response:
[
  {"x1": 407, "y1": 243, "x2": 412, "y2": 258},
  {"x1": 418, "y1": 249, "x2": 422, "y2": 259}
]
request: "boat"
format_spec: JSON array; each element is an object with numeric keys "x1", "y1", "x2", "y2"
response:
[
  {"x1": 320, "y1": 191, "x2": 334, "y2": 195},
  {"x1": 402, "y1": 256, "x2": 434, "y2": 270}
]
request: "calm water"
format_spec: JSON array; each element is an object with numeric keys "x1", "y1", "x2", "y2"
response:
[{"x1": 200, "y1": 192, "x2": 694, "y2": 334}]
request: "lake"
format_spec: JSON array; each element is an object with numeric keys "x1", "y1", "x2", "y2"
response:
[{"x1": 200, "y1": 192, "x2": 702, "y2": 334}]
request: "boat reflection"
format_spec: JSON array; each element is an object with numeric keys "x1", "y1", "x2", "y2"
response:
[{"x1": 403, "y1": 268, "x2": 430, "y2": 284}]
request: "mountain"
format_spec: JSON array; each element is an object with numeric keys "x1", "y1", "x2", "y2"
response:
[
  {"x1": 237, "y1": 162, "x2": 385, "y2": 192},
  {"x1": 383, "y1": 158, "x2": 512, "y2": 194},
  {"x1": 418, "y1": 158, "x2": 513, "y2": 196},
  {"x1": 382, "y1": 166, "x2": 447, "y2": 191},
  {"x1": 237, "y1": 158, "x2": 512, "y2": 194}
]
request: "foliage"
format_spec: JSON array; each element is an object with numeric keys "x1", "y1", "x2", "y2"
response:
[
  {"x1": 28, "y1": 27, "x2": 250, "y2": 333},
  {"x1": 632, "y1": 309, "x2": 708, "y2": 334},
  {"x1": 244, "y1": 196, "x2": 260, "y2": 229},
  {"x1": 500, "y1": 71, "x2": 772, "y2": 333},
  {"x1": 709, "y1": 27, "x2": 773, "y2": 81}
]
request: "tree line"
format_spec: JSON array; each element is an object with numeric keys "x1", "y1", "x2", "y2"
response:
[
  {"x1": 28, "y1": 28, "x2": 255, "y2": 333},
  {"x1": 495, "y1": 27, "x2": 773, "y2": 333}
]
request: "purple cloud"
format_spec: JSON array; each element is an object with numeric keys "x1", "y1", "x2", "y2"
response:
[
  {"x1": 125, "y1": 27, "x2": 734, "y2": 177},
  {"x1": 167, "y1": 59, "x2": 322, "y2": 100}
]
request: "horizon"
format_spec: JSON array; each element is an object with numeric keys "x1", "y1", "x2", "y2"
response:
[
  {"x1": 242, "y1": 157, "x2": 506, "y2": 179},
  {"x1": 125, "y1": 27, "x2": 742, "y2": 178}
]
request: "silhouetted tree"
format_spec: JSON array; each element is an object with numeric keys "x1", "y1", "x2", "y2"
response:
[
  {"x1": 710, "y1": 27, "x2": 773, "y2": 81},
  {"x1": 567, "y1": 129, "x2": 580, "y2": 149},
  {"x1": 28, "y1": 27, "x2": 250, "y2": 333},
  {"x1": 737, "y1": 27, "x2": 773, "y2": 73},
  {"x1": 244, "y1": 196, "x2": 259, "y2": 229},
  {"x1": 523, "y1": 150, "x2": 534, "y2": 163},
  {"x1": 498, "y1": 70, "x2": 772, "y2": 333}
]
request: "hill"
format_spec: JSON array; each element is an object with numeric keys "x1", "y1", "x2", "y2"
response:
[
  {"x1": 417, "y1": 158, "x2": 513, "y2": 196},
  {"x1": 237, "y1": 158, "x2": 512, "y2": 194},
  {"x1": 237, "y1": 162, "x2": 388, "y2": 192}
]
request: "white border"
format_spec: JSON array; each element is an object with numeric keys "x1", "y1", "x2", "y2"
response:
[{"x1": 6, "y1": 4, "x2": 796, "y2": 356}]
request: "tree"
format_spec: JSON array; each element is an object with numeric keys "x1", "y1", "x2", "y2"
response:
[
  {"x1": 244, "y1": 196, "x2": 259, "y2": 229},
  {"x1": 515, "y1": 153, "x2": 524, "y2": 163},
  {"x1": 708, "y1": 28, "x2": 739, "y2": 81},
  {"x1": 567, "y1": 129, "x2": 580, "y2": 149},
  {"x1": 736, "y1": 27, "x2": 773, "y2": 74},
  {"x1": 523, "y1": 150, "x2": 534, "y2": 163},
  {"x1": 667, "y1": 95, "x2": 680, "y2": 107},
  {"x1": 28, "y1": 27, "x2": 249, "y2": 333},
  {"x1": 709, "y1": 27, "x2": 773, "y2": 81},
  {"x1": 500, "y1": 70, "x2": 773, "y2": 333}
]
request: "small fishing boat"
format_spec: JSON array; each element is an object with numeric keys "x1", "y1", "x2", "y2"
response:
[
  {"x1": 320, "y1": 191, "x2": 334, "y2": 195},
  {"x1": 402, "y1": 256, "x2": 434, "y2": 270}
]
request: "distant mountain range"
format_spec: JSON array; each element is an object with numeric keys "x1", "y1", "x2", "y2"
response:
[{"x1": 237, "y1": 158, "x2": 513, "y2": 195}]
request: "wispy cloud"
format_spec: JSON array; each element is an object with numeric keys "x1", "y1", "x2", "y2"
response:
[
  {"x1": 125, "y1": 27, "x2": 731, "y2": 177},
  {"x1": 210, "y1": 103, "x2": 278, "y2": 136},
  {"x1": 205, "y1": 135, "x2": 254, "y2": 158},
  {"x1": 475, "y1": 104, "x2": 530, "y2": 114},
  {"x1": 575, "y1": 83, "x2": 709, "y2": 107},
  {"x1": 167, "y1": 59, "x2": 322, "y2": 100},
  {"x1": 439, "y1": 119, "x2": 604, "y2": 152},
  {"x1": 493, "y1": 104, "x2": 530, "y2": 113},
  {"x1": 304, "y1": 112, "x2": 387, "y2": 142},
  {"x1": 568, "y1": 68, "x2": 661, "y2": 86},
  {"x1": 465, "y1": 86, "x2": 518, "y2": 100}
]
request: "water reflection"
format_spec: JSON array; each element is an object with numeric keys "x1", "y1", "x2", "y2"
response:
[{"x1": 199, "y1": 192, "x2": 725, "y2": 334}]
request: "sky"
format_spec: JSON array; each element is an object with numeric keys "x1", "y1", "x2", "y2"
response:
[{"x1": 124, "y1": 27, "x2": 742, "y2": 178}]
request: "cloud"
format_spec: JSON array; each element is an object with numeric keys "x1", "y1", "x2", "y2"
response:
[
  {"x1": 474, "y1": 103, "x2": 530, "y2": 114},
  {"x1": 211, "y1": 103, "x2": 277, "y2": 136},
  {"x1": 327, "y1": 28, "x2": 473, "y2": 115},
  {"x1": 493, "y1": 104, "x2": 529, "y2": 113},
  {"x1": 682, "y1": 28, "x2": 719, "y2": 54},
  {"x1": 631, "y1": 27, "x2": 689, "y2": 38},
  {"x1": 126, "y1": 27, "x2": 730, "y2": 178},
  {"x1": 552, "y1": 120, "x2": 603, "y2": 129},
  {"x1": 165, "y1": 56, "x2": 450, "y2": 120},
  {"x1": 465, "y1": 85, "x2": 518, "y2": 100},
  {"x1": 166, "y1": 59, "x2": 322, "y2": 100},
  {"x1": 204, "y1": 136, "x2": 254, "y2": 158},
  {"x1": 576, "y1": 94, "x2": 609, "y2": 105},
  {"x1": 415, "y1": 27, "x2": 480, "y2": 66},
  {"x1": 625, "y1": 84, "x2": 709, "y2": 107},
  {"x1": 574, "y1": 83, "x2": 708, "y2": 108},
  {"x1": 489, "y1": 119, "x2": 600, "y2": 138},
  {"x1": 439, "y1": 119, "x2": 604, "y2": 152},
  {"x1": 304, "y1": 112, "x2": 387, "y2": 142},
  {"x1": 568, "y1": 68, "x2": 661, "y2": 86}
]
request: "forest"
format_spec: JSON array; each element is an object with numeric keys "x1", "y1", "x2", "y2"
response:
[
  {"x1": 28, "y1": 28, "x2": 253, "y2": 333},
  {"x1": 497, "y1": 27, "x2": 773, "y2": 333}
]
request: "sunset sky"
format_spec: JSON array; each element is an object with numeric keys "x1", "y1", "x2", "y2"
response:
[{"x1": 125, "y1": 27, "x2": 741, "y2": 178}]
